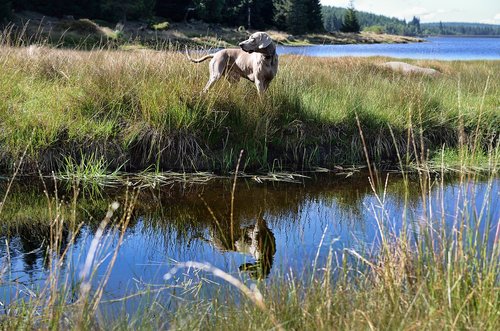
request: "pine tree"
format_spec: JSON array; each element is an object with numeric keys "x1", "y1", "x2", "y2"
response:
[
  {"x1": 340, "y1": 1, "x2": 360, "y2": 33},
  {"x1": 192, "y1": 0, "x2": 225, "y2": 23},
  {"x1": 305, "y1": 0, "x2": 323, "y2": 32},
  {"x1": 287, "y1": 0, "x2": 308, "y2": 34},
  {"x1": 155, "y1": 0, "x2": 193, "y2": 22},
  {"x1": 273, "y1": 0, "x2": 291, "y2": 31},
  {"x1": 409, "y1": 16, "x2": 421, "y2": 34},
  {"x1": 257, "y1": 0, "x2": 274, "y2": 28},
  {"x1": 0, "y1": 1, "x2": 12, "y2": 22},
  {"x1": 439, "y1": 21, "x2": 445, "y2": 34},
  {"x1": 274, "y1": 0, "x2": 322, "y2": 34}
]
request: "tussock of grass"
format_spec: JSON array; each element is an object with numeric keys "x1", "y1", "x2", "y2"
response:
[{"x1": 0, "y1": 33, "x2": 498, "y2": 175}]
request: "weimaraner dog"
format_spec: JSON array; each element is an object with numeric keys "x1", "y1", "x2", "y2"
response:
[{"x1": 186, "y1": 32, "x2": 278, "y2": 94}]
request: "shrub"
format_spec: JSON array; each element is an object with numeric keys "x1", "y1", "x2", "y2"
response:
[
  {"x1": 364, "y1": 25, "x2": 385, "y2": 34},
  {"x1": 151, "y1": 21, "x2": 170, "y2": 31}
]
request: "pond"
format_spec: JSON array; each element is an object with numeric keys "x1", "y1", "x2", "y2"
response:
[
  {"x1": 277, "y1": 37, "x2": 500, "y2": 60},
  {"x1": 1, "y1": 172, "x2": 498, "y2": 311}
]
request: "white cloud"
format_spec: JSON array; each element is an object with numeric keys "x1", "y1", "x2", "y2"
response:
[
  {"x1": 320, "y1": 0, "x2": 497, "y2": 23},
  {"x1": 481, "y1": 13, "x2": 500, "y2": 24},
  {"x1": 321, "y1": 0, "x2": 350, "y2": 7}
]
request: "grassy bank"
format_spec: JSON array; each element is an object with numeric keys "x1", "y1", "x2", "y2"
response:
[{"x1": 0, "y1": 35, "x2": 498, "y2": 175}]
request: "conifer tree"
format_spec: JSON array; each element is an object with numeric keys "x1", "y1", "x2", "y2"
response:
[
  {"x1": 155, "y1": 0, "x2": 191, "y2": 22},
  {"x1": 0, "y1": 1, "x2": 12, "y2": 22},
  {"x1": 287, "y1": 0, "x2": 308, "y2": 34},
  {"x1": 410, "y1": 16, "x2": 421, "y2": 33},
  {"x1": 192, "y1": 0, "x2": 225, "y2": 23},
  {"x1": 306, "y1": 0, "x2": 323, "y2": 32},
  {"x1": 340, "y1": 1, "x2": 360, "y2": 33},
  {"x1": 273, "y1": 0, "x2": 291, "y2": 31}
]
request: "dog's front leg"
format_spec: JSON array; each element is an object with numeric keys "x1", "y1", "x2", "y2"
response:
[{"x1": 255, "y1": 79, "x2": 267, "y2": 95}]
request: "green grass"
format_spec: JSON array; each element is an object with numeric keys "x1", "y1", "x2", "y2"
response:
[
  {"x1": 1, "y1": 25, "x2": 499, "y2": 331},
  {"x1": 0, "y1": 33, "x2": 498, "y2": 176}
]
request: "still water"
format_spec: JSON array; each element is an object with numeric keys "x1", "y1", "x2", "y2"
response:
[
  {"x1": 0, "y1": 173, "x2": 499, "y2": 307},
  {"x1": 278, "y1": 37, "x2": 500, "y2": 60}
]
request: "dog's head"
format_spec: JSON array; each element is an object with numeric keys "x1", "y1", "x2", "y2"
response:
[{"x1": 238, "y1": 32, "x2": 273, "y2": 54}]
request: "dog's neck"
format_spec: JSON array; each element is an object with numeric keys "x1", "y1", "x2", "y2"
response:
[{"x1": 259, "y1": 43, "x2": 276, "y2": 60}]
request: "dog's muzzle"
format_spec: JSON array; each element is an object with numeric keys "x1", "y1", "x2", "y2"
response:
[{"x1": 239, "y1": 42, "x2": 253, "y2": 53}]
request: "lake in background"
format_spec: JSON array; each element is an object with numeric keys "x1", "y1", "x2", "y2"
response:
[{"x1": 277, "y1": 37, "x2": 500, "y2": 60}]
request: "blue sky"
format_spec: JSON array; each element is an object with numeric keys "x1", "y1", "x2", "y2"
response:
[{"x1": 320, "y1": 0, "x2": 500, "y2": 24}]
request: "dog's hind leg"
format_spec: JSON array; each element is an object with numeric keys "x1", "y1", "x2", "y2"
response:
[
  {"x1": 202, "y1": 57, "x2": 226, "y2": 93},
  {"x1": 203, "y1": 75, "x2": 221, "y2": 93}
]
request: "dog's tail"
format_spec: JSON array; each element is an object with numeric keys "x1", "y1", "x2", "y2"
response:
[{"x1": 185, "y1": 46, "x2": 214, "y2": 63}]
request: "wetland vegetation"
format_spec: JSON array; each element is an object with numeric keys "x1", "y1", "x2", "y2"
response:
[
  {"x1": 0, "y1": 171, "x2": 499, "y2": 329},
  {"x1": 0, "y1": 29, "x2": 498, "y2": 175},
  {"x1": 0, "y1": 27, "x2": 499, "y2": 330}
]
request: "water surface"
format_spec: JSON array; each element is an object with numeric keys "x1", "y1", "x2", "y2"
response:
[
  {"x1": 0, "y1": 173, "x2": 498, "y2": 309},
  {"x1": 278, "y1": 37, "x2": 500, "y2": 60}
]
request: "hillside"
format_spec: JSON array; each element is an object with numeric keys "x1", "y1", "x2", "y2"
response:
[
  {"x1": 322, "y1": 6, "x2": 500, "y2": 36},
  {"x1": 421, "y1": 22, "x2": 500, "y2": 36}
]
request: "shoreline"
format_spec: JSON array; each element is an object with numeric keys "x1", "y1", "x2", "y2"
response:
[{"x1": 7, "y1": 11, "x2": 424, "y2": 48}]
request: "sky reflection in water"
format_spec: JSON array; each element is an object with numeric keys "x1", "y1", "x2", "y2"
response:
[{"x1": 0, "y1": 174, "x2": 498, "y2": 305}]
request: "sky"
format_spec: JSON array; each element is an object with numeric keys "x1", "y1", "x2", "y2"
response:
[{"x1": 320, "y1": 0, "x2": 500, "y2": 24}]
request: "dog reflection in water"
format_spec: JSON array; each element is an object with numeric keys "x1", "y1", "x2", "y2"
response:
[{"x1": 204, "y1": 217, "x2": 276, "y2": 279}]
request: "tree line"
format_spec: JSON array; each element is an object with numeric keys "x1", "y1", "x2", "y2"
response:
[
  {"x1": 2, "y1": 1, "x2": 499, "y2": 36},
  {"x1": 421, "y1": 22, "x2": 500, "y2": 36},
  {"x1": 0, "y1": 0, "x2": 324, "y2": 34},
  {"x1": 324, "y1": 5, "x2": 500, "y2": 36},
  {"x1": 323, "y1": 6, "x2": 421, "y2": 35}
]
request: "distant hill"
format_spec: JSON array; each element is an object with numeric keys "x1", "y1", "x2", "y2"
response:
[
  {"x1": 322, "y1": 6, "x2": 500, "y2": 36},
  {"x1": 420, "y1": 22, "x2": 500, "y2": 35}
]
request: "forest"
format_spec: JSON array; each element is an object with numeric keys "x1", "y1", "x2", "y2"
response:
[
  {"x1": 0, "y1": 0, "x2": 323, "y2": 34},
  {"x1": 323, "y1": 6, "x2": 500, "y2": 36},
  {"x1": 1, "y1": 0, "x2": 499, "y2": 36}
]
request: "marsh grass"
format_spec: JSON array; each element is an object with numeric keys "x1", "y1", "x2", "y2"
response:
[
  {"x1": 160, "y1": 169, "x2": 499, "y2": 330},
  {"x1": 0, "y1": 28, "x2": 498, "y2": 175},
  {"x1": 0, "y1": 167, "x2": 499, "y2": 329},
  {"x1": 0, "y1": 28, "x2": 499, "y2": 330}
]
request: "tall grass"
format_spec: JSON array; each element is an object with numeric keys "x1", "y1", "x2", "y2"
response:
[
  {"x1": 162, "y1": 173, "x2": 499, "y2": 330},
  {"x1": 0, "y1": 29, "x2": 499, "y2": 330},
  {"x1": 1, "y1": 155, "x2": 499, "y2": 330},
  {"x1": 0, "y1": 29, "x2": 498, "y2": 174}
]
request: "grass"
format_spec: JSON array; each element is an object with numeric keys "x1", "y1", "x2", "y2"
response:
[
  {"x1": 0, "y1": 102, "x2": 498, "y2": 330},
  {"x1": 0, "y1": 29, "x2": 498, "y2": 175},
  {"x1": 0, "y1": 21, "x2": 498, "y2": 331}
]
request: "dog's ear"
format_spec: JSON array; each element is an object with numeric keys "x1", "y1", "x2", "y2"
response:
[{"x1": 258, "y1": 34, "x2": 272, "y2": 49}]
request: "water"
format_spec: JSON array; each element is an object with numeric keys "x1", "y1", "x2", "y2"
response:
[
  {"x1": 277, "y1": 37, "x2": 500, "y2": 60},
  {"x1": 0, "y1": 173, "x2": 499, "y2": 309}
]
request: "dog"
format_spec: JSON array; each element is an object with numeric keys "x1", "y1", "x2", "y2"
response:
[
  {"x1": 199, "y1": 217, "x2": 276, "y2": 279},
  {"x1": 186, "y1": 32, "x2": 278, "y2": 94}
]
